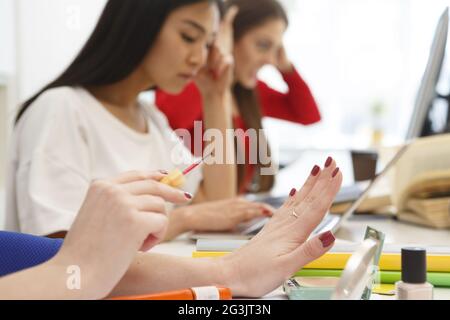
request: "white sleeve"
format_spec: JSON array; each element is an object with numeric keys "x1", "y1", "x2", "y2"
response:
[{"x1": 13, "y1": 90, "x2": 91, "y2": 236}]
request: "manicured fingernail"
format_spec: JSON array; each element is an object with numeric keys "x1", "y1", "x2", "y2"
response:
[
  {"x1": 184, "y1": 192, "x2": 193, "y2": 200},
  {"x1": 289, "y1": 188, "x2": 297, "y2": 197},
  {"x1": 263, "y1": 209, "x2": 272, "y2": 217},
  {"x1": 311, "y1": 165, "x2": 320, "y2": 176},
  {"x1": 319, "y1": 231, "x2": 335, "y2": 248},
  {"x1": 159, "y1": 170, "x2": 169, "y2": 175},
  {"x1": 325, "y1": 157, "x2": 333, "y2": 168},
  {"x1": 332, "y1": 167, "x2": 340, "y2": 178}
]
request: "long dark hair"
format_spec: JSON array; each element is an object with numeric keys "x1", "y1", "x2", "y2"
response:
[
  {"x1": 16, "y1": 0, "x2": 223, "y2": 124},
  {"x1": 227, "y1": 0, "x2": 288, "y2": 193}
]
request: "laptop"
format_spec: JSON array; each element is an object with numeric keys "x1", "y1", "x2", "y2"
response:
[{"x1": 190, "y1": 144, "x2": 410, "y2": 240}]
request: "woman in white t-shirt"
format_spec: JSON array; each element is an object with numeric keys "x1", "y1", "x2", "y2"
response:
[{"x1": 5, "y1": 0, "x2": 274, "y2": 238}]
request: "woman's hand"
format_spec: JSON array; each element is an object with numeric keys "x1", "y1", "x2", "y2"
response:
[
  {"x1": 175, "y1": 198, "x2": 274, "y2": 235},
  {"x1": 219, "y1": 158, "x2": 342, "y2": 297},
  {"x1": 56, "y1": 171, "x2": 190, "y2": 298},
  {"x1": 216, "y1": 6, "x2": 239, "y2": 59},
  {"x1": 195, "y1": 7, "x2": 238, "y2": 98},
  {"x1": 275, "y1": 45, "x2": 294, "y2": 73}
]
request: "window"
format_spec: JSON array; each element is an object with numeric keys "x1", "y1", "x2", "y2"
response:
[{"x1": 262, "y1": 0, "x2": 450, "y2": 154}]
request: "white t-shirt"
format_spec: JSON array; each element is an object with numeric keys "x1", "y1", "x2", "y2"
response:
[{"x1": 5, "y1": 86, "x2": 202, "y2": 235}]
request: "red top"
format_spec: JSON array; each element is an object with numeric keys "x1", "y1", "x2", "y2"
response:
[{"x1": 155, "y1": 68, "x2": 321, "y2": 193}]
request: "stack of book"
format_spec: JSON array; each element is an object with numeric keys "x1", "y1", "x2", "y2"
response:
[
  {"x1": 392, "y1": 134, "x2": 450, "y2": 228},
  {"x1": 192, "y1": 240, "x2": 450, "y2": 287}
]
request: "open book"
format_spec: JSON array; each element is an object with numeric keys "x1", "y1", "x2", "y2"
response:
[{"x1": 392, "y1": 134, "x2": 450, "y2": 228}]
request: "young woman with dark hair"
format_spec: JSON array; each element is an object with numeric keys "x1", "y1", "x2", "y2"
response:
[
  {"x1": 6, "y1": 0, "x2": 275, "y2": 240},
  {"x1": 156, "y1": 0, "x2": 321, "y2": 194}
]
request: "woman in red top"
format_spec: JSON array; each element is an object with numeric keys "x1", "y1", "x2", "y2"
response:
[{"x1": 157, "y1": 0, "x2": 321, "y2": 194}]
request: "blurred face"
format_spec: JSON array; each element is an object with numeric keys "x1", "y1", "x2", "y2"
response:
[
  {"x1": 233, "y1": 18, "x2": 287, "y2": 89},
  {"x1": 142, "y1": 2, "x2": 219, "y2": 94}
]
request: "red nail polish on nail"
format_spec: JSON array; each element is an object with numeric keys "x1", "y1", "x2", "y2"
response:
[
  {"x1": 319, "y1": 231, "x2": 335, "y2": 248},
  {"x1": 263, "y1": 209, "x2": 272, "y2": 217},
  {"x1": 325, "y1": 157, "x2": 333, "y2": 168},
  {"x1": 184, "y1": 192, "x2": 193, "y2": 200},
  {"x1": 289, "y1": 188, "x2": 297, "y2": 197},
  {"x1": 311, "y1": 165, "x2": 320, "y2": 176},
  {"x1": 332, "y1": 168, "x2": 340, "y2": 178}
]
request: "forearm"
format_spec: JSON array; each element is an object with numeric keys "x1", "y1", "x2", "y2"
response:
[
  {"x1": 200, "y1": 91, "x2": 237, "y2": 200},
  {"x1": 108, "y1": 252, "x2": 230, "y2": 298},
  {"x1": 0, "y1": 255, "x2": 100, "y2": 300},
  {"x1": 282, "y1": 67, "x2": 321, "y2": 124}
]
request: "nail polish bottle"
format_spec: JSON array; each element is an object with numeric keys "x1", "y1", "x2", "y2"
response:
[{"x1": 395, "y1": 248, "x2": 433, "y2": 300}]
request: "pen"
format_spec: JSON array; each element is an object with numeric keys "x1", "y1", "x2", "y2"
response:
[
  {"x1": 110, "y1": 286, "x2": 232, "y2": 300},
  {"x1": 160, "y1": 153, "x2": 212, "y2": 188}
]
